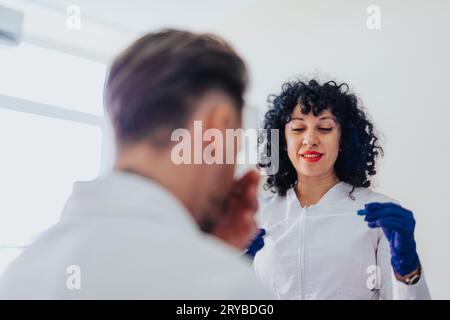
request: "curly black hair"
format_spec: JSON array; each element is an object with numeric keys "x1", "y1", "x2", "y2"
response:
[{"x1": 260, "y1": 79, "x2": 383, "y2": 199}]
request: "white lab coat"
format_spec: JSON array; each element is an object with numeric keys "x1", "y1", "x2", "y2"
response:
[
  {"x1": 253, "y1": 181, "x2": 431, "y2": 299},
  {"x1": 0, "y1": 171, "x2": 273, "y2": 299}
]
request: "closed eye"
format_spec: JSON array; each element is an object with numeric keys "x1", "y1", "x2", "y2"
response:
[{"x1": 291, "y1": 128, "x2": 333, "y2": 132}]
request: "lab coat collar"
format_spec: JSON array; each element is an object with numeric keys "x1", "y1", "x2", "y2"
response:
[
  {"x1": 60, "y1": 170, "x2": 200, "y2": 234},
  {"x1": 286, "y1": 181, "x2": 354, "y2": 210}
]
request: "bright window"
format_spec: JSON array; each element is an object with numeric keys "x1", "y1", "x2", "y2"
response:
[
  {"x1": 0, "y1": 43, "x2": 107, "y2": 273},
  {"x1": 0, "y1": 108, "x2": 102, "y2": 245},
  {"x1": 0, "y1": 43, "x2": 106, "y2": 116}
]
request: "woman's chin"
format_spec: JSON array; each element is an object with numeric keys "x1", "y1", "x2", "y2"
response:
[{"x1": 297, "y1": 170, "x2": 324, "y2": 178}]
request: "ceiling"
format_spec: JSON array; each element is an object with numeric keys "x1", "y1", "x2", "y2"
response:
[
  {"x1": 28, "y1": 0, "x2": 258, "y2": 34},
  {"x1": 2, "y1": 0, "x2": 260, "y2": 62}
]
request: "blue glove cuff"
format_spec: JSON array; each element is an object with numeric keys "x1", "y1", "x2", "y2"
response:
[
  {"x1": 244, "y1": 228, "x2": 266, "y2": 260},
  {"x1": 391, "y1": 251, "x2": 420, "y2": 276}
]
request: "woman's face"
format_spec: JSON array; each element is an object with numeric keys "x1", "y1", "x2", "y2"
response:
[{"x1": 284, "y1": 105, "x2": 341, "y2": 179}]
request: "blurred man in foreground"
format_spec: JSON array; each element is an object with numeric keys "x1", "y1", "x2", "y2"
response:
[{"x1": 0, "y1": 29, "x2": 272, "y2": 299}]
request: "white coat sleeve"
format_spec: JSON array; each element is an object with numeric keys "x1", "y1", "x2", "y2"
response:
[{"x1": 377, "y1": 229, "x2": 431, "y2": 300}]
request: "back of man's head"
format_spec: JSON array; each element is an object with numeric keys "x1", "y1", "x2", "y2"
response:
[{"x1": 104, "y1": 28, "x2": 248, "y2": 148}]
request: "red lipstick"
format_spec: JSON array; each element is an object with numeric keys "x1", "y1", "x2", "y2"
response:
[{"x1": 300, "y1": 151, "x2": 323, "y2": 163}]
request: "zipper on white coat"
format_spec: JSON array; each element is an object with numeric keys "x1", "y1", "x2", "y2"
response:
[{"x1": 298, "y1": 207, "x2": 307, "y2": 299}]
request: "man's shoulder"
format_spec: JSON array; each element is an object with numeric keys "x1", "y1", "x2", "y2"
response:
[{"x1": 0, "y1": 219, "x2": 274, "y2": 299}]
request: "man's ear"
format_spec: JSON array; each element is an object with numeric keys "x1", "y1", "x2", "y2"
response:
[
  {"x1": 204, "y1": 103, "x2": 237, "y2": 133},
  {"x1": 191, "y1": 90, "x2": 241, "y2": 132},
  {"x1": 198, "y1": 91, "x2": 240, "y2": 130},
  {"x1": 199, "y1": 101, "x2": 241, "y2": 165}
]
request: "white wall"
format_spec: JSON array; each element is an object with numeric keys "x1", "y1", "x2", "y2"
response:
[{"x1": 212, "y1": 0, "x2": 450, "y2": 299}]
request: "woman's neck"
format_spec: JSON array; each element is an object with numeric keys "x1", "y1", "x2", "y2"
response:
[{"x1": 295, "y1": 173, "x2": 340, "y2": 208}]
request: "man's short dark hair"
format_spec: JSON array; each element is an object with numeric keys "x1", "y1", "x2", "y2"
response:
[{"x1": 104, "y1": 28, "x2": 248, "y2": 147}]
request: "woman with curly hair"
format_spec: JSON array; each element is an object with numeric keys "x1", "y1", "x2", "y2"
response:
[{"x1": 246, "y1": 79, "x2": 430, "y2": 299}]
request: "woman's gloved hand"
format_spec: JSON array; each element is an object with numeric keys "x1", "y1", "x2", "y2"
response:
[
  {"x1": 357, "y1": 202, "x2": 420, "y2": 276},
  {"x1": 244, "y1": 228, "x2": 266, "y2": 259}
]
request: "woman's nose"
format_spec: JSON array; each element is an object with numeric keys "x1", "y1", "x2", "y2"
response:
[{"x1": 303, "y1": 131, "x2": 319, "y2": 146}]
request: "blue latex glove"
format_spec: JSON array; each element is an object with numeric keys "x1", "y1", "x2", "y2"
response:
[
  {"x1": 357, "y1": 202, "x2": 420, "y2": 276},
  {"x1": 244, "y1": 228, "x2": 266, "y2": 259}
]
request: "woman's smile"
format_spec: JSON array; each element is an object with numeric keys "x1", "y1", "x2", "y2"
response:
[
  {"x1": 299, "y1": 151, "x2": 323, "y2": 162},
  {"x1": 301, "y1": 155, "x2": 322, "y2": 162}
]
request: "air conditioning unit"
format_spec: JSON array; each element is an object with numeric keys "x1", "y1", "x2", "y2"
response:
[{"x1": 0, "y1": 5, "x2": 24, "y2": 47}]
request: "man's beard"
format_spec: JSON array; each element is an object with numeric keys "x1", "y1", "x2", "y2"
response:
[{"x1": 198, "y1": 192, "x2": 230, "y2": 234}]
